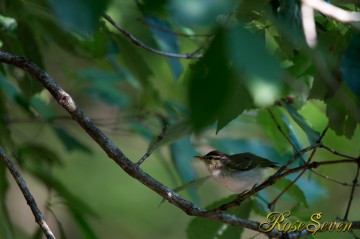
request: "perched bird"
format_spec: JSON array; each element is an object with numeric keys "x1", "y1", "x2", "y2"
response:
[{"x1": 195, "y1": 150, "x2": 279, "y2": 193}]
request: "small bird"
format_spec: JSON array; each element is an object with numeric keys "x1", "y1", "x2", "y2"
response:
[{"x1": 195, "y1": 150, "x2": 279, "y2": 193}]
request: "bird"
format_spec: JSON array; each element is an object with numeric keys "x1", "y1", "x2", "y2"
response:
[{"x1": 195, "y1": 150, "x2": 279, "y2": 193}]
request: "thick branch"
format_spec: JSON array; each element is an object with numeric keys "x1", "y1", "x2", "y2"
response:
[
  {"x1": 1, "y1": 50, "x2": 359, "y2": 238},
  {"x1": 0, "y1": 147, "x2": 56, "y2": 239},
  {"x1": 0, "y1": 51, "x2": 277, "y2": 237}
]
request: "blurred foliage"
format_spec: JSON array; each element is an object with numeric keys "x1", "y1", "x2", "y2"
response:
[{"x1": 0, "y1": 0, "x2": 359, "y2": 238}]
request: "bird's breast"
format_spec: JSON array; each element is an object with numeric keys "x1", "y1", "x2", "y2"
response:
[{"x1": 210, "y1": 168, "x2": 265, "y2": 193}]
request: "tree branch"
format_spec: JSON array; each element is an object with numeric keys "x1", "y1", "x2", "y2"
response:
[
  {"x1": 0, "y1": 50, "x2": 275, "y2": 236},
  {"x1": 0, "y1": 147, "x2": 56, "y2": 239},
  {"x1": 102, "y1": 14, "x2": 203, "y2": 59},
  {"x1": 136, "y1": 125, "x2": 168, "y2": 166},
  {"x1": 344, "y1": 162, "x2": 360, "y2": 220},
  {"x1": 136, "y1": 18, "x2": 212, "y2": 38},
  {"x1": 1, "y1": 50, "x2": 359, "y2": 238}
]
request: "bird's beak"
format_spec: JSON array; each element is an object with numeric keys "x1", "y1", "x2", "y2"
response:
[{"x1": 194, "y1": 156, "x2": 203, "y2": 160}]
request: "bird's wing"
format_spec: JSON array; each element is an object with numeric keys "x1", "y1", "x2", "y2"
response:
[{"x1": 228, "y1": 153, "x2": 278, "y2": 171}]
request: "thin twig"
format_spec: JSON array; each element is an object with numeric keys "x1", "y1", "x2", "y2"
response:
[
  {"x1": 0, "y1": 147, "x2": 56, "y2": 239},
  {"x1": 320, "y1": 144, "x2": 358, "y2": 160},
  {"x1": 311, "y1": 169, "x2": 360, "y2": 187},
  {"x1": 344, "y1": 162, "x2": 360, "y2": 220},
  {"x1": 137, "y1": 18, "x2": 212, "y2": 37},
  {"x1": 103, "y1": 14, "x2": 203, "y2": 59},
  {"x1": 267, "y1": 109, "x2": 307, "y2": 165},
  {"x1": 269, "y1": 125, "x2": 329, "y2": 207},
  {"x1": 136, "y1": 126, "x2": 168, "y2": 166}
]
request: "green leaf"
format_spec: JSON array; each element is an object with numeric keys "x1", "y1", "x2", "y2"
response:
[
  {"x1": 80, "y1": 23, "x2": 110, "y2": 58},
  {"x1": 138, "y1": 0, "x2": 168, "y2": 16},
  {"x1": 146, "y1": 16, "x2": 183, "y2": 81},
  {"x1": 30, "y1": 170, "x2": 97, "y2": 217},
  {"x1": 236, "y1": 0, "x2": 269, "y2": 22},
  {"x1": 257, "y1": 108, "x2": 290, "y2": 154},
  {"x1": 36, "y1": 16, "x2": 82, "y2": 55},
  {"x1": 284, "y1": 103, "x2": 320, "y2": 145},
  {"x1": 113, "y1": 37, "x2": 153, "y2": 88},
  {"x1": 17, "y1": 143, "x2": 63, "y2": 167},
  {"x1": 340, "y1": 32, "x2": 360, "y2": 97},
  {"x1": 187, "y1": 196, "x2": 252, "y2": 239},
  {"x1": 188, "y1": 29, "x2": 232, "y2": 131},
  {"x1": 169, "y1": 137, "x2": 199, "y2": 203},
  {"x1": 29, "y1": 169, "x2": 99, "y2": 239},
  {"x1": 0, "y1": 92, "x2": 13, "y2": 148},
  {"x1": 287, "y1": 53, "x2": 312, "y2": 78},
  {"x1": 71, "y1": 211, "x2": 99, "y2": 239},
  {"x1": 0, "y1": 163, "x2": 13, "y2": 238},
  {"x1": 50, "y1": 0, "x2": 111, "y2": 35},
  {"x1": 31, "y1": 97, "x2": 55, "y2": 121},
  {"x1": 0, "y1": 15, "x2": 17, "y2": 32},
  {"x1": 319, "y1": 76, "x2": 360, "y2": 138},
  {"x1": 274, "y1": 178, "x2": 308, "y2": 208},
  {"x1": 53, "y1": 127, "x2": 92, "y2": 153},
  {"x1": 128, "y1": 120, "x2": 154, "y2": 140},
  {"x1": 0, "y1": 75, "x2": 31, "y2": 113},
  {"x1": 344, "y1": 113, "x2": 358, "y2": 139},
  {"x1": 308, "y1": 74, "x2": 328, "y2": 100},
  {"x1": 228, "y1": 25, "x2": 284, "y2": 107},
  {"x1": 158, "y1": 120, "x2": 192, "y2": 146},
  {"x1": 158, "y1": 176, "x2": 210, "y2": 207},
  {"x1": 77, "y1": 69, "x2": 129, "y2": 109},
  {"x1": 217, "y1": 78, "x2": 253, "y2": 132},
  {"x1": 17, "y1": 21, "x2": 44, "y2": 70},
  {"x1": 251, "y1": 197, "x2": 269, "y2": 217},
  {"x1": 280, "y1": 114, "x2": 307, "y2": 165}
]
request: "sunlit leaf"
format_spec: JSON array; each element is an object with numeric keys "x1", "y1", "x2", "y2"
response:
[
  {"x1": 228, "y1": 25, "x2": 284, "y2": 107},
  {"x1": 284, "y1": 103, "x2": 320, "y2": 145},
  {"x1": 280, "y1": 114, "x2": 307, "y2": 165},
  {"x1": 0, "y1": 15, "x2": 17, "y2": 32},
  {"x1": 257, "y1": 108, "x2": 290, "y2": 154},
  {"x1": 274, "y1": 178, "x2": 308, "y2": 208}
]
